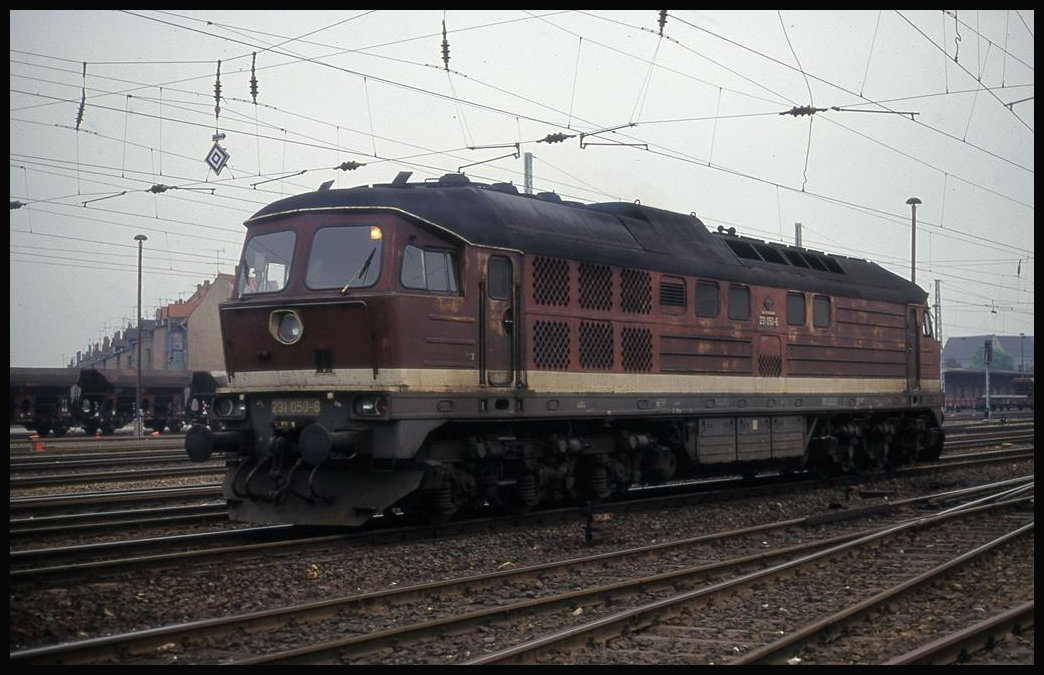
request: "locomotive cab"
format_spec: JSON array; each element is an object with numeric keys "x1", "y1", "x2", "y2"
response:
[{"x1": 187, "y1": 189, "x2": 485, "y2": 525}]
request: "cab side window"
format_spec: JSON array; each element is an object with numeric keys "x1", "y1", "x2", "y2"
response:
[
  {"x1": 402, "y1": 244, "x2": 459, "y2": 292},
  {"x1": 787, "y1": 292, "x2": 805, "y2": 326},
  {"x1": 813, "y1": 295, "x2": 831, "y2": 327},
  {"x1": 728, "y1": 285, "x2": 750, "y2": 321},
  {"x1": 695, "y1": 281, "x2": 719, "y2": 318}
]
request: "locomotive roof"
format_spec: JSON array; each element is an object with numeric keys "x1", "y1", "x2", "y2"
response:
[{"x1": 246, "y1": 175, "x2": 927, "y2": 306}]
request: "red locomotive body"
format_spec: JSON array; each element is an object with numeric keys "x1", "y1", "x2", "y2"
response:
[{"x1": 187, "y1": 173, "x2": 944, "y2": 526}]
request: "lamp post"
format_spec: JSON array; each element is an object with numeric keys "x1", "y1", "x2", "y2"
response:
[
  {"x1": 134, "y1": 234, "x2": 148, "y2": 437},
  {"x1": 906, "y1": 197, "x2": 921, "y2": 286}
]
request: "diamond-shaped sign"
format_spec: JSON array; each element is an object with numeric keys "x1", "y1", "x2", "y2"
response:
[{"x1": 206, "y1": 142, "x2": 230, "y2": 174}]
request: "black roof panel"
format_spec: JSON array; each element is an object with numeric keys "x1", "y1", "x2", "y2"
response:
[{"x1": 246, "y1": 178, "x2": 927, "y2": 305}]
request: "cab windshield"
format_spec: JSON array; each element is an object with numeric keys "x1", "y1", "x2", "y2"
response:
[
  {"x1": 238, "y1": 230, "x2": 295, "y2": 295},
  {"x1": 306, "y1": 225, "x2": 383, "y2": 291}
]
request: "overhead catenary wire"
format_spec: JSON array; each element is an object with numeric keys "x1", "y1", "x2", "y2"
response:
[
  {"x1": 12, "y1": 71, "x2": 1032, "y2": 256},
  {"x1": 12, "y1": 81, "x2": 1033, "y2": 257},
  {"x1": 666, "y1": 11, "x2": 1033, "y2": 173},
  {"x1": 10, "y1": 11, "x2": 1034, "y2": 350},
  {"x1": 13, "y1": 14, "x2": 1031, "y2": 177},
  {"x1": 897, "y1": 10, "x2": 1033, "y2": 133}
]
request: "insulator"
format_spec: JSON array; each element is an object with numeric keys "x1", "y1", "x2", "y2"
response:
[
  {"x1": 76, "y1": 61, "x2": 87, "y2": 130},
  {"x1": 658, "y1": 10, "x2": 667, "y2": 36},
  {"x1": 441, "y1": 20, "x2": 450, "y2": 70},
  {"x1": 337, "y1": 161, "x2": 364, "y2": 171},
  {"x1": 781, "y1": 105, "x2": 824, "y2": 117},
  {"x1": 214, "y1": 60, "x2": 222, "y2": 120},
  {"x1": 250, "y1": 52, "x2": 259, "y2": 104}
]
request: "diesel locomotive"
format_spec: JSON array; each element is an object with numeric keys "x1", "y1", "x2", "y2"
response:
[{"x1": 185, "y1": 172, "x2": 944, "y2": 526}]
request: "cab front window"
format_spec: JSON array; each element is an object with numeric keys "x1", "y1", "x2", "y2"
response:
[
  {"x1": 238, "y1": 230, "x2": 296, "y2": 295},
  {"x1": 306, "y1": 225, "x2": 383, "y2": 290}
]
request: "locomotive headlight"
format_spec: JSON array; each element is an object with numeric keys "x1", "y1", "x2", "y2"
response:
[
  {"x1": 213, "y1": 396, "x2": 247, "y2": 420},
  {"x1": 214, "y1": 396, "x2": 236, "y2": 417},
  {"x1": 354, "y1": 395, "x2": 389, "y2": 417},
  {"x1": 269, "y1": 309, "x2": 304, "y2": 345}
]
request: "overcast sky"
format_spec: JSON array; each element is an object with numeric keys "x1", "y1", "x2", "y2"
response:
[{"x1": 10, "y1": 10, "x2": 1034, "y2": 368}]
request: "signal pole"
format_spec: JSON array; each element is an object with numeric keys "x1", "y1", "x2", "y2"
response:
[
  {"x1": 134, "y1": 234, "x2": 148, "y2": 437},
  {"x1": 906, "y1": 197, "x2": 921, "y2": 286}
]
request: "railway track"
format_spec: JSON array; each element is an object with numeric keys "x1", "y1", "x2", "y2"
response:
[
  {"x1": 9, "y1": 464, "x2": 225, "y2": 489},
  {"x1": 8, "y1": 443, "x2": 1033, "y2": 559},
  {"x1": 9, "y1": 432, "x2": 186, "y2": 456},
  {"x1": 884, "y1": 601, "x2": 1034, "y2": 665},
  {"x1": 10, "y1": 476, "x2": 1033, "y2": 665},
  {"x1": 11, "y1": 449, "x2": 209, "y2": 468},
  {"x1": 10, "y1": 503, "x2": 230, "y2": 538},
  {"x1": 479, "y1": 500, "x2": 1032, "y2": 666},
  {"x1": 9, "y1": 441, "x2": 1032, "y2": 563},
  {"x1": 9, "y1": 484, "x2": 223, "y2": 518},
  {"x1": 9, "y1": 426, "x2": 1034, "y2": 667}
]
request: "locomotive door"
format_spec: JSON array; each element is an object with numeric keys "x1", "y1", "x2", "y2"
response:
[
  {"x1": 483, "y1": 255, "x2": 516, "y2": 386},
  {"x1": 906, "y1": 306, "x2": 920, "y2": 391}
]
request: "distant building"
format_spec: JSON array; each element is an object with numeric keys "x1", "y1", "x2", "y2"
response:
[
  {"x1": 942, "y1": 334, "x2": 1034, "y2": 410},
  {"x1": 74, "y1": 274, "x2": 234, "y2": 373},
  {"x1": 71, "y1": 320, "x2": 157, "y2": 371}
]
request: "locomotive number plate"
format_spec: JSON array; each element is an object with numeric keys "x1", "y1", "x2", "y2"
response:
[{"x1": 270, "y1": 398, "x2": 321, "y2": 416}]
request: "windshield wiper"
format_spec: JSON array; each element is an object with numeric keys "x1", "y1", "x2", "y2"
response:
[{"x1": 340, "y1": 247, "x2": 376, "y2": 295}]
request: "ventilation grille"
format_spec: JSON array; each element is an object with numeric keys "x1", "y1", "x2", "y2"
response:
[
  {"x1": 533, "y1": 256, "x2": 570, "y2": 306},
  {"x1": 621, "y1": 269, "x2": 652, "y2": 314},
  {"x1": 579, "y1": 321, "x2": 614, "y2": 370},
  {"x1": 724, "y1": 238, "x2": 845, "y2": 274},
  {"x1": 579, "y1": 262, "x2": 613, "y2": 311},
  {"x1": 758, "y1": 354, "x2": 782, "y2": 377},
  {"x1": 659, "y1": 280, "x2": 685, "y2": 307},
  {"x1": 622, "y1": 327, "x2": 653, "y2": 372},
  {"x1": 533, "y1": 320, "x2": 570, "y2": 370}
]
